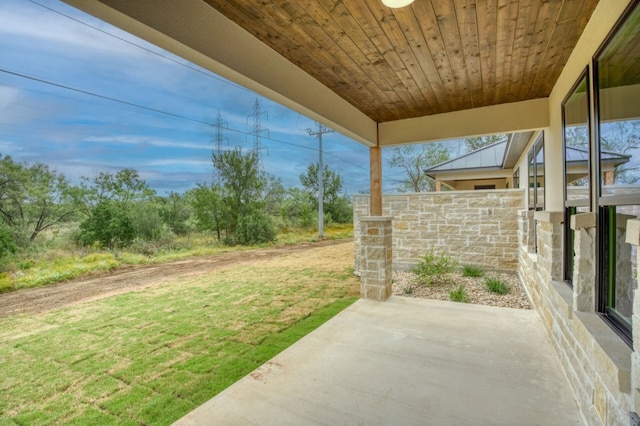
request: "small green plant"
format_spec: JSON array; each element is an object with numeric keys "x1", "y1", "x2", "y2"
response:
[
  {"x1": 412, "y1": 248, "x2": 458, "y2": 286},
  {"x1": 449, "y1": 285, "x2": 470, "y2": 303},
  {"x1": 485, "y1": 277, "x2": 511, "y2": 295},
  {"x1": 403, "y1": 283, "x2": 413, "y2": 295},
  {"x1": 462, "y1": 265, "x2": 484, "y2": 278}
]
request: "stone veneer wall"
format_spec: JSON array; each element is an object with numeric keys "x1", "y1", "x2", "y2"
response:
[
  {"x1": 518, "y1": 211, "x2": 633, "y2": 425},
  {"x1": 353, "y1": 189, "x2": 524, "y2": 272}
]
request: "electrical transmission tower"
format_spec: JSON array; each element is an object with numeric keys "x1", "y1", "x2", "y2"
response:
[
  {"x1": 307, "y1": 122, "x2": 334, "y2": 239},
  {"x1": 248, "y1": 98, "x2": 269, "y2": 168},
  {"x1": 212, "y1": 110, "x2": 228, "y2": 184}
]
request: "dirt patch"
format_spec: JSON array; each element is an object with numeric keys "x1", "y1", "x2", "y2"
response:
[{"x1": 0, "y1": 239, "x2": 352, "y2": 317}]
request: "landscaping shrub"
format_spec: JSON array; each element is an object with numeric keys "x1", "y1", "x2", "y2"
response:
[
  {"x1": 485, "y1": 277, "x2": 510, "y2": 295},
  {"x1": 462, "y1": 265, "x2": 484, "y2": 278},
  {"x1": 412, "y1": 248, "x2": 458, "y2": 286},
  {"x1": 449, "y1": 285, "x2": 470, "y2": 303}
]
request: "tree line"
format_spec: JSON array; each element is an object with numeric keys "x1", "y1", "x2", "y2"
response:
[{"x1": 0, "y1": 148, "x2": 352, "y2": 264}]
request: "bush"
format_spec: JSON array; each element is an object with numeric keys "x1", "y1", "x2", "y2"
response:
[
  {"x1": 462, "y1": 265, "x2": 484, "y2": 278},
  {"x1": 485, "y1": 277, "x2": 510, "y2": 295},
  {"x1": 449, "y1": 285, "x2": 470, "y2": 303},
  {"x1": 233, "y1": 211, "x2": 277, "y2": 245},
  {"x1": 412, "y1": 248, "x2": 458, "y2": 286},
  {"x1": 79, "y1": 201, "x2": 135, "y2": 249}
]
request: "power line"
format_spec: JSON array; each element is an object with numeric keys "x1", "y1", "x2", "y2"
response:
[
  {"x1": 0, "y1": 72, "x2": 368, "y2": 171},
  {"x1": 27, "y1": 0, "x2": 256, "y2": 97},
  {"x1": 20, "y1": 1, "x2": 378, "y2": 174},
  {"x1": 0, "y1": 72, "x2": 371, "y2": 173},
  {"x1": 0, "y1": 71, "x2": 298, "y2": 148},
  {"x1": 0, "y1": 67, "x2": 216, "y2": 127}
]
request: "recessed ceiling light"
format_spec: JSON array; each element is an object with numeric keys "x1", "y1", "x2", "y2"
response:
[{"x1": 381, "y1": 0, "x2": 415, "y2": 8}]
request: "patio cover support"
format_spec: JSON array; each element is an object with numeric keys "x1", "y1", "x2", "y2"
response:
[{"x1": 370, "y1": 146, "x2": 382, "y2": 216}]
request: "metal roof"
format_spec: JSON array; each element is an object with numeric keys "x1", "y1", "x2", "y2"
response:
[
  {"x1": 426, "y1": 139, "x2": 508, "y2": 173},
  {"x1": 426, "y1": 143, "x2": 630, "y2": 176}
]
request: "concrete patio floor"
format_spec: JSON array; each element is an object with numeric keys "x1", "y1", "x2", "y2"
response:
[{"x1": 174, "y1": 296, "x2": 584, "y2": 425}]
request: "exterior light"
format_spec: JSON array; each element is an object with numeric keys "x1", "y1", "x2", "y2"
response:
[{"x1": 382, "y1": 0, "x2": 415, "y2": 8}]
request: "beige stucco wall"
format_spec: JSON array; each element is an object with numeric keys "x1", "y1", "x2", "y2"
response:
[
  {"x1": 353, "y1": 190, "x2": 524, "y2": 272},
  {"x1": 448, "y1": 178, "x2": 510, "y2": 191}
]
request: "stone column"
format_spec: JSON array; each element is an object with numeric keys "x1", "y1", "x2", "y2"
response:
[
  {"x1": 570, "y1": 213, "x2": 596, "y2": 312},
  {"x1": 624, "y1": 219, "x2": 640, "y2": 415},
  {"x1": 534, "y1": 211, "x2": 563, "y2": 283},
  {"x1": 359, "y1": 216, "x2": 393, "y2": 301},
  {"x1": 517, "y1": 210, "x2": 533, "y2": 249}
]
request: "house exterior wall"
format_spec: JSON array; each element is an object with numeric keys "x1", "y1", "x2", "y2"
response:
[
  {"x1": 515, "y1": 1, "x2": 638, "y2": 425},
  {"x1": 353, "y1": 189, "x2": 524, "y2": 273},
  {"x1": 518, "y1": 211, "x2": 633, "y2": 425},
  {"x1": 449, "y1": 178, "x2": 510, "y2": 191}
]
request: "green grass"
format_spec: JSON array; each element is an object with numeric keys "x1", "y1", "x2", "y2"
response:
[
  {"x1": 449, "y1": 285, "x2": 470, "y2": 303},
  {"x1": 0, "y1": 244, "x2": 359, "y2": 424},
  {"x1": 1, "y1": 225, "x2": 354, "y2": 292},
  {"x1": 462, "y1": 265, "x2": 484, "y2": 278},
  {"x1": 485, "y1": 277, "x2": 511, "y2": 295}
]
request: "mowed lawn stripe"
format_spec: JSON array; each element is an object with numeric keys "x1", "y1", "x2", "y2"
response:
[{"x1": 0, "y1": 241, "x2": 358, "y2": 425}]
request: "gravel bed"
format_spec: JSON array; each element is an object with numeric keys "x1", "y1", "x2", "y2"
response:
[{"x1": 392, "y1": 270, "x2": 531, "y2": 310}]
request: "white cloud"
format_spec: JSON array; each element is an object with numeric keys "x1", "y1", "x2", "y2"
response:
[{"x1": 84, "y1": 135, "x2": 211, "y2": 151}]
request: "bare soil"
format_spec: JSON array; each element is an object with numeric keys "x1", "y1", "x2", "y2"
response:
[{"x1": 0, "y1": 239, "x2": 352, "y2": 317}]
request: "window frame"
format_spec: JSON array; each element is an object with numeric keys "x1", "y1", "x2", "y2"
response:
[
  {"x1": 528, "y1": 134, "x2": 545, "y2": 212},
  {"x1": 561, "y1": 68, "x2": 591, "y2": 286},
  {"x1": 592, "y1": 0, "x2": 640, "y2": 345}
]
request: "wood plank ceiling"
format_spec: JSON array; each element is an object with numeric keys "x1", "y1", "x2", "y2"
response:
[{"x1": 203, "y1": 0, "x2": 599, "y2": 123}]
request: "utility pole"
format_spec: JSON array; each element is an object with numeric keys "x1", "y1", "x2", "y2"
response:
[
  {"x1": 248, "y1": 98, "x2": 269, "y2": 168},
  {"x1": 212, "y1": 110, "x2": 228, "y2": 184},
  {"x1": 307, "y1": 122, "x2": 334, "y2": 239}
]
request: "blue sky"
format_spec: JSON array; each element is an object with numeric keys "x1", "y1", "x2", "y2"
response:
[{"x1": 0, "y1": 0, "x2": 415, "y2": 195}]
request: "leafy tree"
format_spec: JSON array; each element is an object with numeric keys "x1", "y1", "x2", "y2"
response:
[
  {"x1": 0, "y1": 225, "x2": 16, "y2": 259},
  {"x1": 299, "y1": 163, "x2": 352, "y2": 224},
  {"x1": 159, "y1": 192, "x2": 192, "y2": 235},
  {"x1": 77, "y1": 168, "x2": 164, "y2": 245},
  {"x1": 565, "y1": 126, "x2": 588, "y2": 149},
  {"x1": 129, "y1": 201, "x2": 168, "y2": 241},
  {"x1": 600, "y1": 120, "x2": 640, "y2": 184},
  {"x1": 78, "y1": 200, "x2": 135, "y2": 249},
  {"x1": 0, "y1": 155, "x2": 81, "y2": 243},
  {"x1": 263, "y1": 175, "x2": 286, "y2": 217},
  {"x1": 187, "y1": 184, "x2": 227, "y2": 241},
  {"x1": 280, "y1": 188, "x2": 316, "y2": 228},
  {"x1": 211, "y1": 148, "x2": 276, "y2": 244},
  {"x1": 389, "y1": 144, "x2": 450, "y2": 192},
  {"x1": 566, "y1": 120, "x2": 640, "y2": 184},
  {"x1": 464, "y1": 134, "x2": 507, "y2": 152},
  {"x1": 79, "y1": 168, "x2": 155, "y2": 214}
]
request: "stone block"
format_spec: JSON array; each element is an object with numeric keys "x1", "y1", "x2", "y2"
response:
[
  {"x1": 571, "y1": 212, "x2": 596, "y2": 230},
  {"x1": 367, "y1": 227, "x2": 380, "y2": 236},
  {"x1": 535, "y1": 210, "x2": 564, "y2": 224},
  {"x1": 593, "y1": 377, "x2": 607, "y2": 424},
  {"x1": 626, "y1": 219, "x2": 640, "y2": 246}
]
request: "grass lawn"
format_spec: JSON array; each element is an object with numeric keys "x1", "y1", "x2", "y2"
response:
[{"x1": 0, "y1": 242, "x2": 359, "y2": 425}]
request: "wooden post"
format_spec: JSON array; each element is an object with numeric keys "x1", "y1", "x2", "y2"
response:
[{"x1": 370, "y1": 146, "x2": 382, "y2": 216}]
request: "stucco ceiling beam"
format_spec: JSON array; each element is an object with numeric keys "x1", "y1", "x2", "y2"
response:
[{"x1": 378, "y1": 98, "x2": 550, "y2": 146}]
